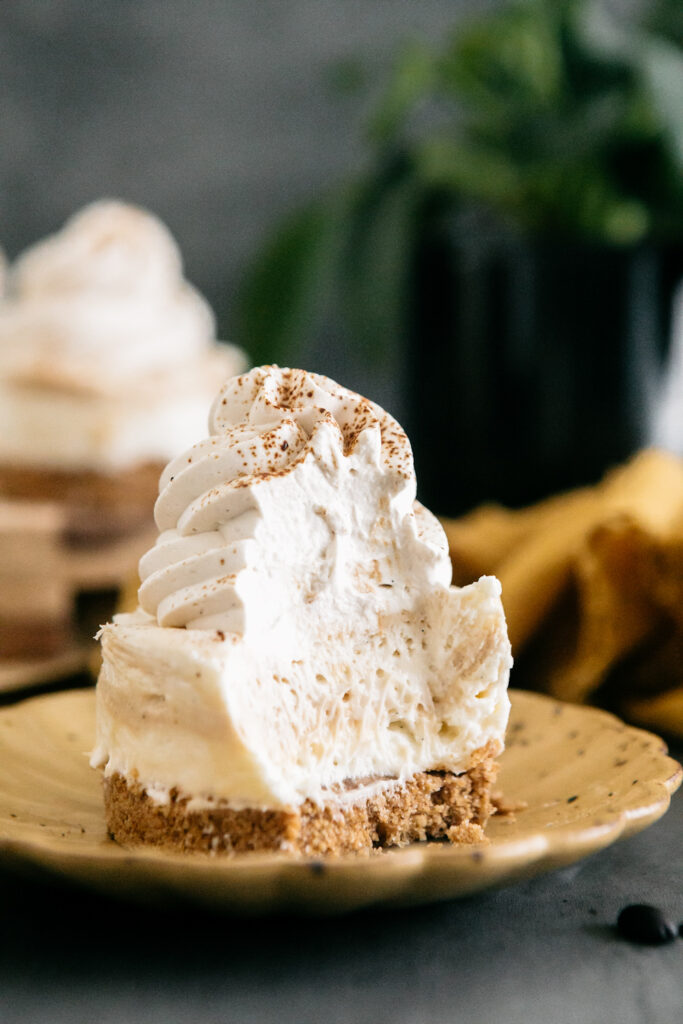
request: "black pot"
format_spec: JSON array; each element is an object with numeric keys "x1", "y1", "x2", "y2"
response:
[{"x1": 406, "y1": 217, "x2": 682, "y2": 516}]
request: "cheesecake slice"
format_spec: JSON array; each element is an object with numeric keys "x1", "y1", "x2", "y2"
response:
[{"x1": 91, "y1": 367, "x2": 512, "y2": 855}]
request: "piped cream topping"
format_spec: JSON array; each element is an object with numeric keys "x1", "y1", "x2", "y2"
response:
[{"x1": 138, "y1": 366, "x2": 452, "y2": 637}]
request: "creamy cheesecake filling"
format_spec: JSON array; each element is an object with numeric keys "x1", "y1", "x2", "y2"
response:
[
  {"x1": 0, "y1": 351, "x2": 240, "y2": 473},
  {"x1": 92, "y1": 577, "x2": 510, "y2": 810}
]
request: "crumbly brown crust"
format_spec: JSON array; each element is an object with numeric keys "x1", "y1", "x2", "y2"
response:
[
  {"x1": 103, "y1": 745, "x2": 498, "y2": 856},
  {"x1": 0, "y1": 616, "x2": 73, "y2": 659},
  {"x1": 0, "y1": 461, "x2": 162, "y2": 542}
]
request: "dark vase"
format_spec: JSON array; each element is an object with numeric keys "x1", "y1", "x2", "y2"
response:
[{"x1": 406, "y1": 215, "x2": 682, "y2": 517}]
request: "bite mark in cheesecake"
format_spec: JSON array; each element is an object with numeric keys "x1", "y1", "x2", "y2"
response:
[{"x1": 91, "y1": 367, "x2": 512, "y2": 853}]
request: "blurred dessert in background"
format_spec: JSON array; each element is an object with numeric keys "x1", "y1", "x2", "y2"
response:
[
  {"x1": 0, "y1": 200, "x2": 246, "y2": 668},
  {"x1": 0, "y1": 499, "x2": 71, "y2": 660},
  {"x1": 0, "y1": 200, "x2": 246, "y2": 539}
]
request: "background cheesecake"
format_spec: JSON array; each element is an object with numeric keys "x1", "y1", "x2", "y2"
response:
[{"x1": 0, "y1": 201, "x2": 246, "y2": 663}]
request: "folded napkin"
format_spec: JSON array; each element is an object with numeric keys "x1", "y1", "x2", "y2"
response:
[{"x1": 441, "y1": 450, "x2": 683, "y2": 738}]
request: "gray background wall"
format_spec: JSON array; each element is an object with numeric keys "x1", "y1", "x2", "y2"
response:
[{"x1": 0, "y1": 0, "x2": 493, "y2": 346}]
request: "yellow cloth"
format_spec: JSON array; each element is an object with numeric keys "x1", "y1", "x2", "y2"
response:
[{"x1": 441, "y1": 449, "x2": 683, "y2": 738}]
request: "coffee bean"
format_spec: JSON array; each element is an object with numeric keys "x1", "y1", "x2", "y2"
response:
[{"x1": 616, "y1": 904, "x2": 677, "y2": 945}]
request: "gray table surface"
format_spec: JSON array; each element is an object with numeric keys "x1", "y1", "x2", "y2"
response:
[{"x1": 0, "y1": 708, "x2": 681, "y2": 1024}]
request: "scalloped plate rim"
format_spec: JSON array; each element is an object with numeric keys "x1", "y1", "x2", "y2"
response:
[{"x1": 0, "y1": 688, "x2": 680, "y2": 913}]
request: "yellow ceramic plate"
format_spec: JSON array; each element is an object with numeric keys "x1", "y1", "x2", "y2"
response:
[{"x1": 0, "y1": 689, "x2": 679, "y2": 915}]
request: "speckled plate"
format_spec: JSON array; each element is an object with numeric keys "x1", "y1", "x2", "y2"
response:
[{"x1": 0, "y1": 689, "x2": 679, "y2": 915}]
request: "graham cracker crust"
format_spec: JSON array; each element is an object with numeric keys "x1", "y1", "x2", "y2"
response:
[
  {"x1": 103, "y1": 746, "x2": 498, "y2": 856},
  {"x1": 0, "y1": 617, "x2": 73, "y2": 659},
  {"x1": 0, "y1": 461, "x2": 162, "y2": 542}
]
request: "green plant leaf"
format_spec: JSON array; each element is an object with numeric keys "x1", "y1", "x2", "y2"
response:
[
  {"x1": 367, "y1": 40, "x2": 436, "y2": 146},
  {"x1": 236, "y1": 0, "x2": 683, "y2": 371},
  {"x1": 441, "y1": 1, "x2": 565, "y2": 114},
  {"x1": 236, "y1": 198, "x2": 343, "y2": 366},
  {"x1": 644, "y1": 0, "x2": 683, "y2": 48},
  {"x1": 339, "y1": 167, "x2": 419, "y2": 365},
  {"x1": 416, "y1": 137, "x2": 522, "y2": 210}
]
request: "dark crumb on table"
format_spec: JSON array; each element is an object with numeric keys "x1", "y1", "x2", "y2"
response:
[{"x1": 616, "y1": 904, "x2": 677, "y2": 946}]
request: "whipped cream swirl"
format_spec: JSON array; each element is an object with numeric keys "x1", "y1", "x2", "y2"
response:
[
  {"x1": 0, "y1": 200, "x2": 216, "y2": 393},
  {"x1": 138, "y1": 367, "x2": 452, "y2": 635}
]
